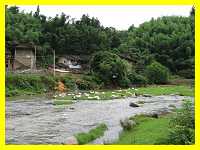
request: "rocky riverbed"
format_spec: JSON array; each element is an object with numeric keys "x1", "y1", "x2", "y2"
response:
[{"x1": 6, "y1": 95, "x2": 193, "y2": 144}]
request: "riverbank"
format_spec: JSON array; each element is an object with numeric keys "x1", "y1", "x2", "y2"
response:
[
  {"x1": 6, "y1": 74, "x2": 194, "y2": 99},
  {"x1": 54, "y1": 85, "x2": 194, "y2": 102},
  {"x1": 6, "y1": 85, "x2": 194, "y2": 103}
]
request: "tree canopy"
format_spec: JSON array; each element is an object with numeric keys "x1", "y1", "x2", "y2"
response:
[{"x1": 6, "y1": 6, "x2": 195, "y2": 78}]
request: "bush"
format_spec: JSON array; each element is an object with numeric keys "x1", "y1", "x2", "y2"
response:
[
  {"x1": 145, "y1": 61, "x2": 170, "y2": 84},
  {"x1": 6, "y1": 73, "x2": 104, "y2": 97},
  {"x1": 177, "y1": 69, "x2": 194, "y2": 79},
  {"x1": 6, "y1": 74, "x2": 58, "y2": 96},
  {"x1": 166, "y1": 100, "x2": 195, "y2": 144},
  {"x1": 6, "y1": 89, "x2": 19, "y2": 97},
  {"x1": 118, "y1": 77, "x2": 131, "y2": 88},
  {"x1": 120, "y1": 118, "x2": 136, "y2": 130},
  {"x1": 90, "y1": 51, "x2": 130, "y2": 87},
  {"x1": 6, "y1": 74, "x2": 44, "y2": 91},
  {"x1": 128, "y1": 72, "x2": 148, "y2": 86},
  {"x1": 57, "y1": 76, "x2": 76, "y2": 90},
  {"x1": 75, "y1": 123, "x2": 108, "y2": 144},
  {"x1": 75, "y1": 78, "x2": 100, "y2": 90},
  {"x1": 40, "y1": 75, "x2": 57, "y2": 90}
]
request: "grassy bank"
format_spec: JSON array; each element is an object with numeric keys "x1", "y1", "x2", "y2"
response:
[
  {"x1": 75, "y1": 123, "x2": 107, "y2": 144},
  {"x1": 6, "y1": 74, "x2": 194, "y2": 99},
  {"x1": 114, "y1": 100, "x2": 194, "y2": 145},
  {"x1": 114, "y1": 115, "x2": 171, "y2": 144},
  {"x1": 54, "y1": 85, "x2": 194, "y2": 103},
  {"x1": 137, "y1": 85, "x2": 194, "y2": 96},
  {"x1": 6, "y1": 74, "x2": 101, "y2": 97}
]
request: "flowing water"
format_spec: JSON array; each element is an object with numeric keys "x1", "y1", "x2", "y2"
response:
[{"x1": 6, "y1": 95, "x2": 193, "y2": 144}]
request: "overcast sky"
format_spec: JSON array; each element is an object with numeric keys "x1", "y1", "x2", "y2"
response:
[{"x1": 17, "y1": 5, "x2": 192, "y2": 30}]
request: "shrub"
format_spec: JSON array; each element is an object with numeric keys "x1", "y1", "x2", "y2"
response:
[
  {"x1": 26, "y1": 75, "x2": 44, "y2": 91},
  {"x1": 177, "y1": 69, "x2": 194, "y2": 79},
  {"x1": 118, "y1": 77, "x2": 131, "y2": 88},
  {"x1": 82, "y1": 74, "x2": 103, "y2": 85},
  {"x1": 90, "y1": 51, "x2": 130, "y2": 87},
  {"x1": 40, "y1": 75, "x2": 57, "y2": 90},
  {"x1": 120, "y1": 118, "x2": 136, "y2": 130},
  {"x1": 128, "y1": 72, "x2": 148, "y2": 86},
  {"x1": 166, "y1": 100, "x2": 195, "y2": 144},
  {"x1": 5, "y1": 74, "x2": 103, "y2": 96},
  {"x1": 6, "y1": 74, "x2": 44, "y2": 91},
  {"x1": 75, "y1": 123, "x2": 108, "y2": 144},
  {"x1": 6, "y1": 74, "x2": 57, "y2": 96},
  {"x1": 6, "y1": 89, "x2": 19, "y2": 97},
  {"x1": 145, "y1": 61, "x2": 170, "y2": 84},
  {"x1": 57, "y1": 76, "x2": 76, "y2": 90},
  {"x1": 75, "y1": 78, "x2": 100, "y2": 90}
]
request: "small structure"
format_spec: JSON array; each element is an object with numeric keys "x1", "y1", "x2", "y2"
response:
[
  {"x1": 58, "y1": 56, "x2": 81, "y2": 69},
  {"x1": 57, "y1": 55, "x2": 90, "y2": 73},
  {"x1": 6, "y1": 42, "x2": 36, "y2": 71}
]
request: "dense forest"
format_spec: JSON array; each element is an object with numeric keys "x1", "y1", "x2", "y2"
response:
[{"x1": 6, "y1": 6, "x2": 195, "y2": 80}]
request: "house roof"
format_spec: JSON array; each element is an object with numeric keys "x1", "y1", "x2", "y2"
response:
[
  {"x1": 59, "y1": 55, "x2": 90, "y2": 61},
  {"x1": 6, "y1": 42, "x2": 35, "y2": 50}
]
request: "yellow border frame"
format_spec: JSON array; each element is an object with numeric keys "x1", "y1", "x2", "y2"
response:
[{"x1": 0, "y1": 0, "x2": 199, "y2": 150}]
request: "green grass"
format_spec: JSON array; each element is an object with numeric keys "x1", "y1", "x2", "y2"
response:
[
  {"x1": 75, "y1": 123, "x2": 108, "y2": 144},
  {"x1": 55, "y1": 85, "x2": 194, "y2": 101},
  {"x1": 6, "y1": 89, "x2": 43, "y2": 97},
  {"x1": 55, "y1": 89, "x2": 135, "y2": 101},
  {"x1": 137, "y1": 85, "x2": 194, "y2": 96},
  {"x1": 114, "y1": 115, "x2": 171, "y2": 144}
]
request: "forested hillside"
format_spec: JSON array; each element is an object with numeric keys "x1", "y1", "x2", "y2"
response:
[{"x1": 6, "y1": 6, "x2": 195, "y2": 79}]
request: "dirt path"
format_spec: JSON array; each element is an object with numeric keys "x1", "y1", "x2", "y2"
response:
[{"x1": 6, "y1": 95, "x2": 192, "y2": 144}]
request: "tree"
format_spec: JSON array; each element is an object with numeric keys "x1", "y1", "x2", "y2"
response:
[
  {"x1": 90, "y1": 51, "x2": 131, "y2": 87},
  {"x1": 34, "y1": 5, "x2": 40, "y2": 18},
  {"x1": 118, "y1": 15, "x2": 194, "y2": 78},
  {"x1": 145, "y1": 61, "x2": 170, "y2": 84},
  {"x1": 6, "y1": 6, "x2": 41, "y2": 44}
]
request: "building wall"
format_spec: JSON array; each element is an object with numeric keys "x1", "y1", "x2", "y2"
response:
[
  {"x1": 58, "y1": 57, "x2": 72, "y2": 66},
  {"x1": 14, "y1": 49, "x2": 35, "y2": 70},
  {"x1": 57, "y1": 57, "x2": 81, "y2": 69}
]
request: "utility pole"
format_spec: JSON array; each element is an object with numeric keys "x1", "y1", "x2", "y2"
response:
[
  {"x1": 53, "y1": 49, "x2": 55, "y2": 77},
  {"x1": 34, "y1": 46, "x2": 37, "y2": 70},
  {"x1": 13, "y1": 47, "x2": 16, "y2": 71}
]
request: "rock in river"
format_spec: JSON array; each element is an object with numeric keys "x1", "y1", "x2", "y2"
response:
[
  {"x1": 129, "y1": 102, "x2": 139, "y2": 107},
  {"x1": 142, "y1": 94, "x2": 152, "y2": 97},
  {"x1": 65, "y1": 136, "x2": 78, "y2": 145}
]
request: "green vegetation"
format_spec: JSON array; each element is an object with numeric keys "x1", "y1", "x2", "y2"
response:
[
  {"x1": 55, "y1": 88, "x2": 136, "y2": 101},
  {"x1": 136, "y1": 85, "x2": 194, "y2": 96},
  {"x1": 6, "y1": 74, "x2": 101, "y2": 97},
  {"x1": 118, "y1": 13, "x2": 194, "y2": 79},
  {"x1": 6, "y1": 74, "x2": 55, "y2": 97},
  {"x1": 6, "y1": 6, "x2": 195, "y2": 97},
  {"x1": 54, "y1": 85, "x2": 193, "y2": 102},
  {"x1": 114, "y1": 100, "x2": 194, "y2": 145},
  {"x1": 90, "y1": 51, "x2": 131, "y2": 87},
  {"x1": 115, "y1": 115, "x2": 171, "y2": 144},
  {"x1": 75, "y1": 123, "x2": 108, "y2": 144},
  {"x1": 6, "y1": 6, "x2": 194, "y2": 79},
  {"x1": 145, "y1": 61, "x2": 170, "y2": 84},
  {"x1": 128, "y1": 72, "x2": 148, "y2": 86},
  {"x1": 6, "y1": 6, "x2": 41, "y2": 44},
  {"x1": 163, "y1": 100, "x2": 195, "y2": 144},
  {"x1": 6, "y1": 73, "x2": 193, "y2": 98}
]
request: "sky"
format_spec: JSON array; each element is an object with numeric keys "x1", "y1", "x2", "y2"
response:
[{"x1": 17, "y1": 5, "x2": 192, "y2": 30}]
